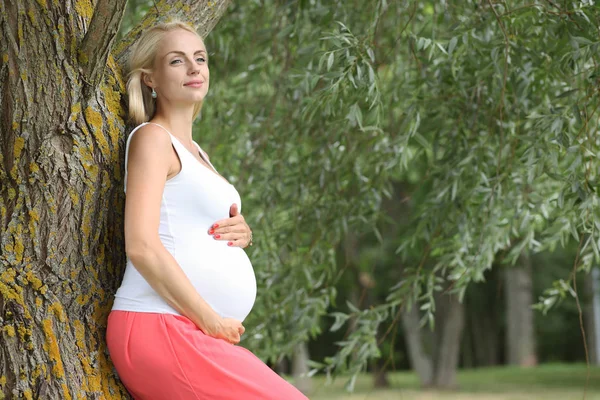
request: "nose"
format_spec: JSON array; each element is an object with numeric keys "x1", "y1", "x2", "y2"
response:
[{"x1": 189, "y1": 62, "x2": 201, "y2": 75}]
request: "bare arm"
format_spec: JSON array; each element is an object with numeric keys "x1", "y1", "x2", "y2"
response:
[{"x1": 124, "y1": 125, "x2": 244, "y2": 343}]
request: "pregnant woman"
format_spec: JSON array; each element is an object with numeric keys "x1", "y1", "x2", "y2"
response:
[{"x1": 106, "y1": 20, "x2": 308, "y2": 400}]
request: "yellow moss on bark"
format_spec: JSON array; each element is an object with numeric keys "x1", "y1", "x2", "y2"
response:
[
  {"x1": 27, "y1": 209, "x2": 39, "y2": 240},
  {"x1": 42, "y1": 320, "x2": 64, "y2": 377},
  {"x1": 13, "y1": 137, "x2": 25, "y2": 159},
  {"x1": 17, "y1": 325, "x2": 30, "y2": 343},
  {"x1": 26, "y1": 8, "x2": 37, "y2": 27},
  {"x1": 70, "y1": 103, "x2": 81, "y2": 122},
  {"x1": 49, "y1": 302, "x2": 67, "y2": 322},
  {"x1": 74, "y1": 0, "x2": 93, "y2": 20},
  {"x1": 25, "y1": 271, "x2": 43, "y2": 291},
  {"x1": 13, "y1": 224, "x2": 25, "y2": 264},
  {"x1": 85, "y1": 106, "x2": 110, "y2": 159},
  {"x1": 2, "y1": 326, "x2": 15, "y2": 337}
]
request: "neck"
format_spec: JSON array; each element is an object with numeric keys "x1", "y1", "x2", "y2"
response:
[{"x1": 151, "y1": 103, "x2": 197, "y2": 143}]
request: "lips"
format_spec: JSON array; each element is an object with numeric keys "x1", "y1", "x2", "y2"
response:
[{"x1": 184, "y1": 81, "x2": 203, "y2": 88}]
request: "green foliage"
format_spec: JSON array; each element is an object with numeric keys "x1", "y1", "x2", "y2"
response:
[
  {"x1": 119, "y1": 0, "x2": 600, "y2": 384},
  {"x1": 199, "y1": 0, "x2": 397, "y2": 368},
  {"x1": 383, "y1": 0, "x2": 600, "y2": 322}
]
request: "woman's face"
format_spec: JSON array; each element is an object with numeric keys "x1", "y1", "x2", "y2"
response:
[{"x1": 147, "y1": 28, "x2": 210, "y2": 105}]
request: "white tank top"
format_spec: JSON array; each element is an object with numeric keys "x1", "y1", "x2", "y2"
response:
[{"x1": 111, "y1": 123, "x2": 257, "y2": 322}]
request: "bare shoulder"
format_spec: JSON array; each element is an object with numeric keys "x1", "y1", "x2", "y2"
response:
[
  {"x1": 128, "y1": 124, "x2": 172, "y2": 157},
  {"x1": 127, "y1": 124, "x2": 177, "y2": 181}
]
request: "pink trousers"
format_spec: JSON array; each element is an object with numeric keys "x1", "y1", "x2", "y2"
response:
[{"x1": 106, "y1": 311, "x2": 309, "y2": 400}]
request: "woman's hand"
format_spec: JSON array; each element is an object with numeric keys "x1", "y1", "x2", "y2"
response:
[
  {"x1": 202, "y1": 315, "x2": 245, "y2": 344},
  {"x1": 208, "y1": 203, "x2": 252, "y2": 248}
]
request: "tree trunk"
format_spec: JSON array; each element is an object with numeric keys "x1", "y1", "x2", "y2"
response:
[
  {"x1": 461, "y1": 322, "x2": 474, "y2": 369},
  {"x1": 291, "y1": 342, "x2": 312, "y2": 395},
  {"x1": 0, "y1": 1, "x2": 230, "y2": 397},
  {"x1": 464, "y1": 273, "x2": 499, "y2": 367},
  {"x1": 369, "y1": 282, "x2": 389, "y2": 389},
  {"x1": 401, "y1": 292, "x2": 465, "y2": 389},
  {"x1": 343, "y1": 232, "x2": 391, "y2": 388},
  {"x1": 401, "y1": 302, "x2": 433, "y2": 386},
  {"x1": 432, "y1": 293, "x2": 464, "y2": 389},
  {"x1": 372, "y1": 357, "x2": 390, "y2": 388},
  {"x1": 472, "y1": 308, "x2": 498, "y2": 366},
  {"x1": 504, "y1": 251, "x2": 537, "y2": 367},
  {"x1": 583, "y1": 267, "x2": 599, "y2": 365}
]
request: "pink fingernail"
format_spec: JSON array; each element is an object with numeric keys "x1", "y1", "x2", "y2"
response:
[
  {"x1": 227, "y1": 242, "x2": 233, "y2": 246},
  {"x1": 213, "y1": 224, "x2": 219, "y2": 228},
  {"x1": 215, "y1": 234, "x2": 221, "y2": 239},
  {"x1": 209, "y1": 229, "x2": 214, "y2": 234}
]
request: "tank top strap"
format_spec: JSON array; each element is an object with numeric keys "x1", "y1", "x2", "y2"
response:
[
  {"x1": 147, "y1": 123, "x2": 219, "y2": 176},
  {"x1": 147, "y1": 122, "x2": 205, "y2": 169},
  {"x1": 193, "y1": 142, "x2": 219, "y2": 173},
  {"x1": 145, "y1": 122, "x2": 179, "y2": 146}
]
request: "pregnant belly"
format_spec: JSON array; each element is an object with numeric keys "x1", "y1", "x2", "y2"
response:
[{"x1": 179, "y1": 244, "x2": 257, "y2": 322}]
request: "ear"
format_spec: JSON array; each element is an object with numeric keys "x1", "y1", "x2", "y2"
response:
[{"x1": 142, "y1": 73, "x2": 154, "y2": 89}]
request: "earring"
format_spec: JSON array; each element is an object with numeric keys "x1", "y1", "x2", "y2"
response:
[{"x1": 151, "y1": 88, "x2": 157, "y2": 99}]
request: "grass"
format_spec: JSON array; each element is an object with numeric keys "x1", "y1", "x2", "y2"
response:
[{"x1": 305, "y1": 364, "x2": 600, "y2": 400}]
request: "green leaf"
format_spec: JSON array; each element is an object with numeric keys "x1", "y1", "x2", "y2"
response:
[
  {"x1": 571, "y1": 36, "x2": 594, "y2": 46},
  {"x1": 327, "y1": 52, "x2": 334, "y2": 71},
  {"x1": 448, "y1": 36, "x2": 458, "y2": 56},
  {"x1": 330, "y1": 312, "x2": 350, "y2": 332},
  {"x1": 557, "y1": 89, "x2": 579, "y2": 98}
]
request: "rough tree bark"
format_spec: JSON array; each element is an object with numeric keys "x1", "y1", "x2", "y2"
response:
[
  {"x1": 504, "y1": 251, "x2": 537, "y2": 367},
  {"x1": 0, "y1": 0, "x2": 231, "y2": 398}
]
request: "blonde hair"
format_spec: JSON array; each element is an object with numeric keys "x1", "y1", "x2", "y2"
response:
[{"x1": 127, "y1": 20, "x2": 205, "y2": 124}]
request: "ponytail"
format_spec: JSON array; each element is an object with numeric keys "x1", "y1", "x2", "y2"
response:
[{"x1": 127, "y1": 70, "x2": 152, "y2": 124}]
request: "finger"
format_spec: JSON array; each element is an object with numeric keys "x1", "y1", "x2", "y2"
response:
[
  {"x1": 238, "y1": 325, "x2": 245, "y2": 335},
  {"x1": 208, "y1": 220, "x2": 237, "y2": 235},
  {"x1": 210, "y1": 215, "x2": 244, "y2": 231},
  {"x1": 231, "y1": 333, "x2": 240, "y2": 344},
  {"x1": 212, "y1": 225, "x2": 247, "y2": 235},
  {"x1": 214, "y1": 236, "x2": 247, "y2": 247},
  {"x1": 212, "y1": 221, "x2": 249, "y2": 235},
  {"x1": 226, "y1": 239, "x2": 247, "y2": 248},
  {"x1": 212, "y1": 232, "x2": 245, "y2": 241},
  {"x1": 222, "y1": 336, "x2": 235, "y2": 344},
  {"x1": 229, "y1": 203, "x2": 239, "y2": 217}
]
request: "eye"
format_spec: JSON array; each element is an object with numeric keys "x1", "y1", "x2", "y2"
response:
[
  {"x1": 196, "y1": 57, "x2": 206, "y2": 63},
  {"x1": 170, "y1": 59, "x2": 182, "y2": 65}
]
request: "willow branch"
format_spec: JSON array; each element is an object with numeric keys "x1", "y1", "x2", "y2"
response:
[{"x1": 79, "y1": 0, "x2": 128, "y2": 86}]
